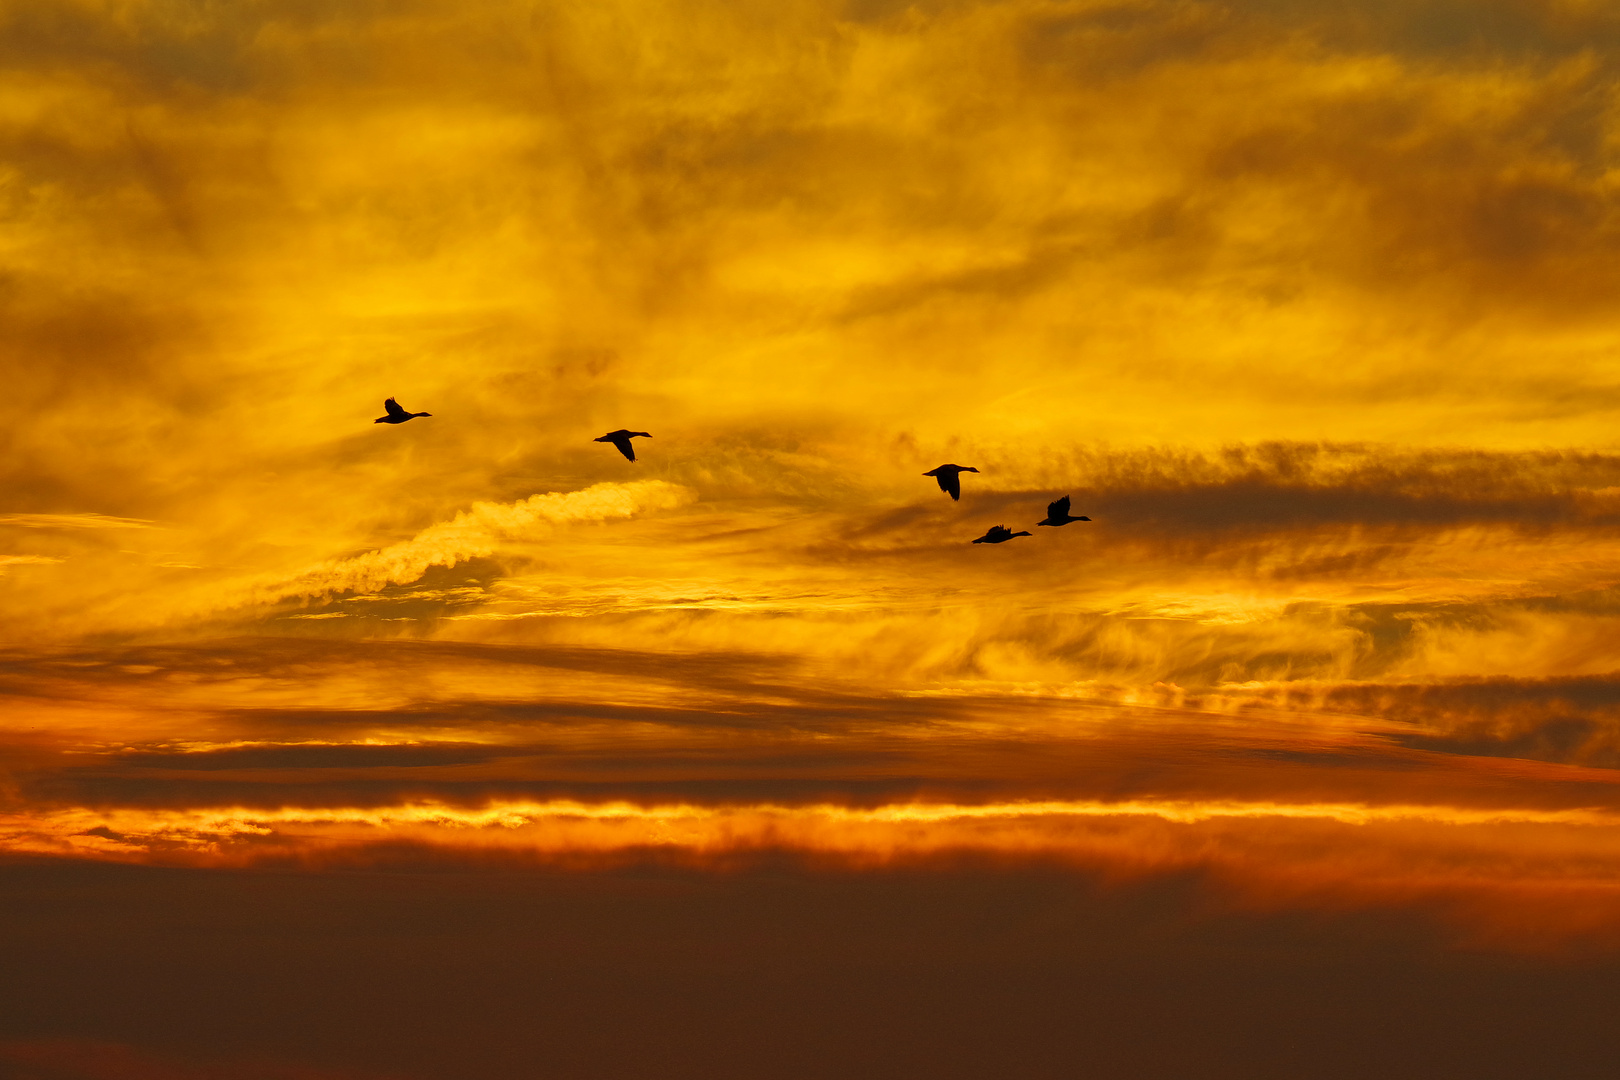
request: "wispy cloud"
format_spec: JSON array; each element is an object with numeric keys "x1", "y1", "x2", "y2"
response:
[
  {"x1": 252, "y1": 481, "x2": 694, "y2": 604},
  {"x1": 0, "y1": 555, "x2": 63, "y2": 567},
  {"x1": 0, "y1": 514, "x2": 153, "y2": 529}
]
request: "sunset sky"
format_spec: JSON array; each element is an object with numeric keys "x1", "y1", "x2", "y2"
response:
[{"x1": 6, "y1": 1, "x2": 1620, "y2": 1077}]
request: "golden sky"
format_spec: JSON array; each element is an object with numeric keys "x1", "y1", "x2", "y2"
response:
[{"x1": 6, "y1": 1, "x2": 1620, "y2": 1076}]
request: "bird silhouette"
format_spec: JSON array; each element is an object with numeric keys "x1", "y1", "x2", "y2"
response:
[
  {"x1": 924, "y1": 464, "x2": 979, "y2": 501},
  {"x1": 374, "y1": 398, "x2": 431, "y2": 424},
  {"x1": 972, "y1": 525, "x2": 1031, "y2": 544},
  {"x1": 1036, "y1": 495, "x2": 1091, "y2": 527},
  {"x1": 595, "y1": 429, "x2": 651, "y2": 462}
]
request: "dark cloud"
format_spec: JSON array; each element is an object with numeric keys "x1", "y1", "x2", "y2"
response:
[
  {"x1": 2, "y1": 637, "x2": 804, "y2": 697},
  {"x1": 0, "y1": 1037, "x2": 399, "y2": 1080},
  {"x1": 114, "y1": 743, "x2": 509, "y2": 771},
  {"x1": 1287, "y1": 674, "x2": 1620, "y2": 769},
  {"x1": 1241, "y1": 0, "x2": 1620, "y2": 62},
  {"x1": 6, "y1": 632, "x2": 1620, "y2": 818},
  {"x1": 830, "y1": 444, "x2": 1620, "y2": 551},
  {"x1": 3, "y1": 852, "x2": 1619, "y2": 1080}
]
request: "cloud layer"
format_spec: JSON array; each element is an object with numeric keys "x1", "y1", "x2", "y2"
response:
[{"x1": 8, "y1": 12, "x2": 1620, "y2": 1074}]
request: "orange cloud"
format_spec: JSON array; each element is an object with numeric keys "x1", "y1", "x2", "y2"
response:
[{"x1": 7, "y1": 0, "x2": 1620, "y2": 998}]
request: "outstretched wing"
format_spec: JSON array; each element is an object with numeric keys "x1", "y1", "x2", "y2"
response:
[
  {"x1": 1048, "y1": 496, "x2": 1070, "y2": 518},
  {"x1": 615, "y1": 436, "x2": 636, "y2": 462},
  {"x1": 938, "y1": 471, "x2": 961, "y2": 500},
  {"x1": 383, "y1": 398, "x2": 407, "y2": 420}
]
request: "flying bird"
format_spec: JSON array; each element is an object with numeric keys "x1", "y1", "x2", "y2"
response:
[
  {"x1": 972, "y1": 525, "x2": 1031, "y2": 544},
  {"x1": 924, "y1": 464, "x2": 979, "y2": 501},
  {"x1": 1037, "y1": 496, "x2": 1091, "y2": 527},
  {"x1": 595, "y1": 429, "x2": 651, "y2": 462},
  {"x1": 374, "y1": 398, "x2": 431, "y2": 424}
]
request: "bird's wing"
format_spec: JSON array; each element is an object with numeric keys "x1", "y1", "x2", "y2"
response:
[
  {"x1": 1049, "y1": 496, "x2": 1070, "y2": 518},
  {"x1": 615, "y1": 437, "x2": 636, "y2": 462},
  {"x1": 384, "y1": 398, "x2": 407, "y2": 419},
  {"x1": 940, "y1": 472, "x2": 961, "y2": 500}
]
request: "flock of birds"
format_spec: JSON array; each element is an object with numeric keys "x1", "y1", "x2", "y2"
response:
[
  {"x1": 375, "y1": 398, "x2": 1090, "y2": 544},
  {"x1": 921, "y1": 463, "x2": 1090, "y2": 543}
]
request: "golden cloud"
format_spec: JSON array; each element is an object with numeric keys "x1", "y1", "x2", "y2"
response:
[{"x1": 6, "y1": 0, "x2": 1620, "y2": 977}]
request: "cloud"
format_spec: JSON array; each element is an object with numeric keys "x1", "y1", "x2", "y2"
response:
[
  {"x1": 3, "y1": 634, "x2": 1616, "y2": 821},
  {"x1": 7, "y1": 0, "x2": 1620, "y2": 644},
  {"x1": 12, "y1": 792, "x2": 1620, "y2": 955},
  {"x1": 6, "y1": 619, "x2": 1620, "y2": 965},
  {"x1": 9, "y1": 0, "x2": 1620, "y2": 998},
  {"x1": 1235, "y1": 674, "x2": 1620, "y2": 770},
  {"x1": 247, "y1": 480, "x2": 694, "y2": 605},
  {"x1": 0, "y1": 514, "x2": 152, "y2": 529}
]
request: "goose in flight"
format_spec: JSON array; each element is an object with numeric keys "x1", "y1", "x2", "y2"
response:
[
  {"x1": 374, "y1": 398, "x2": 431, "y2": 424},
  {"x1": 972, "y1": 525, "x2": 1031, "y2": 544},
  {"x1": 1037, "y1": 496, "x2": 1090, "y2": 527},
  {"x1": 924, "y1": 464, "x2": 979, "y2": 501},
  {"x1": 595, "y1": 429, "x2": 651, "y2": 462}
]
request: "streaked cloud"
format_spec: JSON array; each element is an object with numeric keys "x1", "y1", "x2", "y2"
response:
[
  {"x1": 0, "y1": 513, "x2": 152, "y2": 529},
  {"x1": 249, "y1": 479, "x2": 694, "y2": 605}
]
